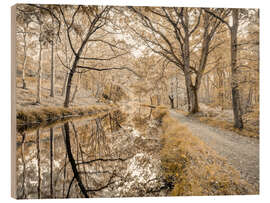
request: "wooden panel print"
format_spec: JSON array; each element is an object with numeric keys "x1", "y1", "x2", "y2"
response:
[{"x1": 11, "y1": 3, "x2": 259, "y2": 199}]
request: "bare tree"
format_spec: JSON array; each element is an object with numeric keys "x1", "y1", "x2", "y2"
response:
[
  {"x1": 50, "y1": 127, "x2": 54, "y2": 198},
  {"x1": 50, "y1": 18, "x2": 55, "y2": 97},
  {"x1": 36, "y1": 23, "x2": 43, "y2": 104},
  {"x1": 16, "y1": 6, "x2": 36, "y2": 89},
  {"x1": 128, "y1": 7, "x2": 227, "y2": 113},
  {"x1": 58, "y1": 6, "x2": 140, "y2": 107}
]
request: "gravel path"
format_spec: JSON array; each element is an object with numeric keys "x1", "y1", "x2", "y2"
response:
[{"x1": 170, "y1": 110, "x2": 259, "y2": 188}]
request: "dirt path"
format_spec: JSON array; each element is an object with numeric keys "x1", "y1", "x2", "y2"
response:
[{"x1": 170, "y1": 110, "x2": 259, "y2": 188}]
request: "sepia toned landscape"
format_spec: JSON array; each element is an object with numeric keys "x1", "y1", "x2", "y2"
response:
[{"x1": 12, "y1": 4, "x2": 259, "y2": 199}]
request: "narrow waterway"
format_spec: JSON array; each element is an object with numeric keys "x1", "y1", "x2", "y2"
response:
[{"x1": 16, "y1": 107, "x2": 168, "y2": 198}]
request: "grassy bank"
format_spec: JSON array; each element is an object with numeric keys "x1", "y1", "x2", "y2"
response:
[
  {"x1": 175, "y1": 109, "x2": 259, "y2": 138},
  {"x1": 16, "y1": 105, "x2": 113, "y2": 132},
  {"x1": 197, "y1": 116, "x2": 259, "y2": 138},
  {"x1": 152, "y1": 108, "x2": 257, "y2": 196}
]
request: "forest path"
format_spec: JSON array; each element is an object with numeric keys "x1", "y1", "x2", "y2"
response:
[{"x1": 169, "y1": 110, "x2": 259, "y2": 188}]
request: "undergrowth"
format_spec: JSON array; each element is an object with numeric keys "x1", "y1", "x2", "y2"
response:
[{"x1": 152, "y1": 107, "x2": 257, "y2": 196}]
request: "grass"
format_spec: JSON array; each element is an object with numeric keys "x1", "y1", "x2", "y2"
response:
[
  {"x1": 195, "y1": 115, "x2": 259, "y2": 138},
  {"x1": 16, "y1": 104, "x2": 113, "y2": 132},
  {"x1": 174, "y1": 109, "x2": 259, "y2": 138},
  {"x1": 152, "y1": 107, "x2": 257, "y2": 196}
]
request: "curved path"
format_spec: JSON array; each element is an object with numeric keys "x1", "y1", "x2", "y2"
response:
[{"x1": 170, "y1": 110, "x2": 259, "y2": 188}]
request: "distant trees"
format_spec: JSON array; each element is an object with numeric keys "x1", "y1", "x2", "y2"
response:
[
  {"x1": 16, "y1": 10, "x2": 30, "y2": 89},
  {"x1": 49, "y1": 16, "x2": 56, "y2": 97},
  {"x1": 36, "y1": 22, "x2": 43, "y2": 104},
  {"x1": 168, "y1": 95, "x2": 174, "y2": 109},
  {"x1": 16, "y1": 6, "x2": 38, "y2": 89},
  {"x1": 16, "y1": 5, "x2": 61, "y2": 104},
  {"x1": 35, "y1": 7, "x2": 58, "y2": 103},
  {"x1": 204, "y1": 8, "x2": 244, "y2": 128}
]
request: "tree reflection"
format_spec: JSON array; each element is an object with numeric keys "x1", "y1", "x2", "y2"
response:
[
  {"x1": 36, "y1": 128, "x2": 41, "y2": 199},
  {"x1": 16, "y1": 110, "x2": 164, "y2": 199},
  {"x1": 62, "y1": 122, "x2": 89, "y2": 197}
]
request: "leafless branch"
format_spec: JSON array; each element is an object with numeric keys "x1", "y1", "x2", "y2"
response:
[
  {"x1": 76, "y1": 156, "x2": 133, "y2": 166},
  {"x1": 203, "y1": 8, "x2": 231, "y2": 29},
  {"x1": 189, "y1": 9, "x2": 202, "y2": 35},
  {"x1": 27, "y1": 4, "x2": 62, "y2": 41},
  {"x1": 79, "y1": 51, "x2": 128, "y2": 61},
  {"x1": 59, "y1": 5, "x2": 81, "y2": 56},
  {"x1": 77, "y1": 65, "x2": 141, "y2": 78}
]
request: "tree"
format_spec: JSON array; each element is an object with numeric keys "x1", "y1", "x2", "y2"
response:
[
  {"x1": 19, "y1": 4, "x2": 62, "y2": 104},
  {"x1": 58, "y1": 5, "x2": 140, "y2": 107},
  {"x1": 36, "y1": 21, "x2": 43, "y2": 104},
  {"x1": 49, "y1": 17, "x2": 55, "y2": 97},
  {"x1": 169, "y1": 95, "x2": 174, "y2": 109},
  {"x1": 16, "y1": 13, "x2": 29, "y2": 89},
  {"x1": 128, "y1": 7, "x2": 227, "y2": 113},
  {"x1": 16, "y1": 6, "x2": 37, "y2": 89},
  {"x1": 204, "y1": 8, "x2": 244, "y2": 129}
]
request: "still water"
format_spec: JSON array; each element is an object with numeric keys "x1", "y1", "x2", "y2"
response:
[{"x1": 16, "y1": 108, "x2": 169, "y2": 198}]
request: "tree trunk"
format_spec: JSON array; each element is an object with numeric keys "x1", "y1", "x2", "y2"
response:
[
  {"x1": 50, "y1": 40, "x2": 55, "y2": 97},
  {"x1": 20, "y1": 133, "x2": 26, "y2": 198},
  {"x1": 49, "y1": 127, "x2": 54, "y2": 198},
  {"x1": 95, "y1": 83, "x2": 101, "y2": 99},
  {"x1": 36, "y1": 129, "x2": 41, "y2": 198},
  {"x1": 189, "y1": 86, "x2": 199, "y2": 114},
  {"x1": 176, "y1": 76, "x2": 179, "y2": 109},
  {"x1": 22, "y1": 32, "x2": 27, "y2": 89},
  {"x1": 231, "y1": 9, "x2": 243, "y2": 129},
  {"x1": 64, "y1": 34, "x2": 92, "y2": 107},
  {"x1": 184, "y1": 72, "x2": 199, "y2": 113},
  {"x1": 71, "y1": 73, "x2": 81, "y2": 103},
  {"x1": 183, "y1": 11, "x2": 216, "y2": 114},
  {"x1": 70, "y1": 44, "x2": 88, "y2": 103},
  {"x1": 64, "y1": 64, "x2": 76, "y2": 107},
  {"x1": 157, "y1": 94, "x2": 160, "y2": 106},
  {"x1": 61, "y1": 72, "x2": 68, "y2": 96},
  {"x1": 149, "y1": 96, "x2": 153, "y2": 119},
  {"x1": 36, "y1": 40, "x2": 42, "y2": 104},
  {"x1": 247, "y1": 86, "x2": 253, "y2": 107},
  {"x1": 62, "y1": 31, "x2": 70, "y2": 97},
  {"x1": 169, "y1": 95, "x2": 174, "y2": 109},
  {"x1": 217, "y1": 68, "x2": 224, "y2": 109},
  {"x1": 182, "y1": 14, "x2": 200, "y2": 114}
]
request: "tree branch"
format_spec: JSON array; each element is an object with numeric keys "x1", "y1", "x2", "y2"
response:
[
  {"x1": 189, "y1": 9, "x2": 202, "y2": 35},
  {"x1": 76, "y1": 156, "x2": 133, "y2": 166},
  {"x1": 76, "y1": 65, "x2": 141, "y2": 78},
  {"x1": 79, "y1": 52, "x2": 129, "y2": 61},
  {"x1": 27, "y1": 4, "x2": 62, "y2": 41},
  {"x1": 59, "y1": 5, "x2": 81, "y2": 56},
  {"x1": 203, "y1": 8, "x2": 231, "y2": 29}
]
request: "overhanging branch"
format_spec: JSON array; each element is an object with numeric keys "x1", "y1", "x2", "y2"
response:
[{"x1": 77, "y1": 65, "x2": 141, "y2": 78}]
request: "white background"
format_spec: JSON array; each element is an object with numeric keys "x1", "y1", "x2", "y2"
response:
[{"x1": 1, "y1": 0, "x2": 269, "y2": 202}]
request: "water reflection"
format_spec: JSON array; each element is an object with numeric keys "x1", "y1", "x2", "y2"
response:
[{"x1": 16, "y1": 110, "x2": 167, "y2": 199}]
